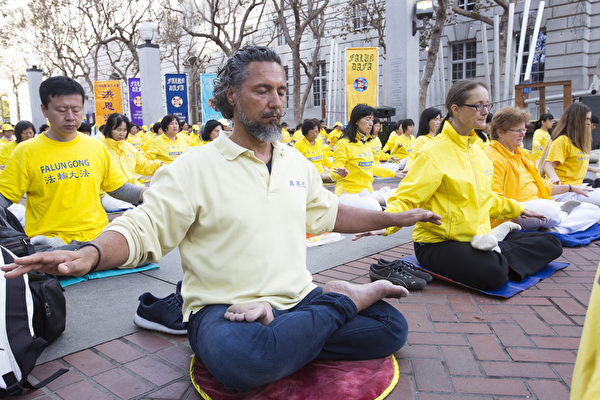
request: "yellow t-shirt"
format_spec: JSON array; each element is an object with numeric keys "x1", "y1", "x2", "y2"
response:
[
  {"x1": 0, "y1": 133, "x2": 127, "y2": 242},
  {"x1": 545, "y1": 134, "x2": 589, "y2": 185},
  {"x1": 532, "y1": 129, "x2": 551, "y2": 161},
  {"x1": 145, "y1": 133, "x2": 189, "y2": 164}
]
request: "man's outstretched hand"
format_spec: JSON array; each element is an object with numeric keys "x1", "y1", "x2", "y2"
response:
[
  {"x1": 1, "y1": 249, "x2": 95, "y2": 279},
  {"x1": 393, "y1": 208, "x2": 441, "y2": 227}
]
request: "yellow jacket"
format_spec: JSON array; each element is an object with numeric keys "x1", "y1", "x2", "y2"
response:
[
  {"x1": 532, "y1": 128, "x2": 551, "y2": 161},
  {"x1": 101, "y1": 137, "x2": 162, "y2": 186},
  {"x1": 382, "y1": 131, "x2": 401, "y2": 153},
  {"x1": 405, "y1": 134, "x2": 435, "y2": 169},
  {"x1": 385, "y1": 121, "x2": 524, "y2": 243},
  {"x1": 331, "y1": 135, "x2": 395, "y2": 195},
  {"x1": 328, "y1": 128, "x2": 343, "y2": 148},
  {"x1": 281, "y1": 128, "x2": 291, "y2": 143},
  {"x1": 390, "y1": 134, "x2": 415, "y2": 159},
  {"x1": 370, "y1": 136, "x2": 391, "y2": 163},
  {"x1": 126, "y1": 134, "x2": 143, "y2": 151},
  {"x1": 294, "y1": 136, "x2": 331, "y2": 173}
]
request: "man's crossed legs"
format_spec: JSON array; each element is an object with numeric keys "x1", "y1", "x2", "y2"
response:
[{"x1": 187, "y1": 280, "x2": 408, "y2": 393}]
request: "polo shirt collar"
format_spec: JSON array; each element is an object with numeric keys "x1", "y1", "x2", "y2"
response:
[{"x1": 214, "y1": 133, "x2": 283, "y2": 161}]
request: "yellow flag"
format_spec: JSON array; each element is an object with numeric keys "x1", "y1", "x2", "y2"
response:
[
  {"x1": 346, "y1": 47, "x2": 378, "y2": 120},
  {"x1": 94, "y1": 80, "x2": 123, "y2": 125}
]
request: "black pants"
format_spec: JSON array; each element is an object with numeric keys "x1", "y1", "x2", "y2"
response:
[{"x1": 414, "y1": 232, "x2": 563, "y2": 291}]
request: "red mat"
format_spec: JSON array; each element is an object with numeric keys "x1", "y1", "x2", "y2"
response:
[{"x1": 190, "y1": 354, "x2": 399, "y2": 400}]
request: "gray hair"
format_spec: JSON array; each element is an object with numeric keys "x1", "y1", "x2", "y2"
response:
[{"x1": 212, "y1": 46, "x2": 283, "y2": 119}]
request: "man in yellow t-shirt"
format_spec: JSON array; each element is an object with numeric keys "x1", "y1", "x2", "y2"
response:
[
  {"x1": 3, "y1": 47, "x2": 442, "y2": 393},
  {"x1": 0, "y1": 76, "x2": 145, "y2": 244}
]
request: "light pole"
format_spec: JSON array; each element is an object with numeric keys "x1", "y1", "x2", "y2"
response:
[
  {"x1": 26, "y1": 54, "x2": 45, "y2": 130},
  {"x1": 137, "y1": 22, "x2": 163, "y2": 126}
]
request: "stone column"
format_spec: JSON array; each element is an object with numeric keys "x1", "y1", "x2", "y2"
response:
[
  {"x1": 138, "y1": 43, "x2": 163, "y2": 126},
  {"x1": 26, "y1": 67, "x2": 45, "y2": 129}
]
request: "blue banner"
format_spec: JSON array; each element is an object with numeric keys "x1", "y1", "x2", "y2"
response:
[
  {"x1": 165, "y1": 74, "x2": 189, "y2": 123},
  {"x1": 128, "y1": 78, "x2": 143, "y2": 127},
  {"x1": 200, "y1": 73, "x2": 223, "y2": 123}
]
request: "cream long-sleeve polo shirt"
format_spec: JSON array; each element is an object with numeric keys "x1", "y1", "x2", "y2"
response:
[{"x1": 107, "y1": 134, "x2": 339, "y2": 321}]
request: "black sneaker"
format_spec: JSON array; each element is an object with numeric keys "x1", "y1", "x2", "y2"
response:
[
  {"x1": 369, "y1": 263, "x2": 427, "y2": 290},
  {"x1": 376, "y1": 258, "x2": 433, "y2": 283},
  {"x1": 133, "y1": 283, "x2": 186, "y2": 335}
]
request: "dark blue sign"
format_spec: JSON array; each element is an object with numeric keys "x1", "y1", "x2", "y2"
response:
[{"x1": 165, "y1": 74, "x2": 189, "y2": 123}]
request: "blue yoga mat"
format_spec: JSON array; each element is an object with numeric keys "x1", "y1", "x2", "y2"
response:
[
  {"x1": 58, "y1": 263, "x2": 159, "y2": 287},
  {"x1": 402, "y1": 254, "x2": 569, "y2": 298},
  {"x1": 546, "y1": 223, "x2": 600, "y2": 247}
]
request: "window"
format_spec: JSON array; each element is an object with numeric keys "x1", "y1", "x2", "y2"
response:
[
  {"x1": 275, "y1": 21, "x2": 284, "y2": 46},
  {"x1": 517, "y1": 29, "x2": 546, "y2": 85},
  {"x1": 313, "y1": 62, "x2": 327, "y2": 107},
  {"x1": 352, "y1": 3, "x2": 368, "y2": 30},
  {"x1": 451, "y1": 41, "x2": 477, "y2": 82},
  {"x1": 457, "y1": 0, "x2": 476, "y2": 10},
  {"x1": 284, "y1": 66, "x2": 290, "y2": 106}
]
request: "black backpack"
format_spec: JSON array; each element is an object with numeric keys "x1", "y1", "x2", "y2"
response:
[
  {"x1": 0, "y1": 208, "x2": 34, "y2": 257},
  {"x1": 0, "y1": 247, "x2": 67, "y2": 397}
]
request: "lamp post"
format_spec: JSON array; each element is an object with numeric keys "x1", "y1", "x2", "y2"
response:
[
  {"x1": 26, "y1": 54, "x2": 45, "y2": 130},
  {"x1": 137, "y1": 22, "x2": 163, "y2": 126}
]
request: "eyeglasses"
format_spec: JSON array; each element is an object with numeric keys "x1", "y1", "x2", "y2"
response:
[
  {"x1": 507, "y1": 129, "x2": 527, "y2": 134},
  {"x1": 462, "y1": 103, "x2": 493, "y2": 112}
]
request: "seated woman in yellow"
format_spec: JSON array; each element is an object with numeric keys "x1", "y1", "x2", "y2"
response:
[
  {"x1": 100, "y1": 113, "x2": 162, "y2": 211},
  {"x1": 543, "y1": 103, "x2": 600, "y2": 206},
  {"x1": 382, "y1": 121, "x2": 402, "y2": 154},
  {"x1": 294, "y1": 118, "x2": 332, "y2": 181},
  {"x1": 485, "y1": 106, "x2": 599, "y2": 234},
  {"x1": 0, "y1": 120, "x2": 35, "y2": 168},
  {"x1": 126, "y1": 124, "x2": 143, "y2": 151},
  {"x1": 201, "y1": 120, "x2": 224, "y2": 145},
  {"x1": 145, "y1": 114, "x2": 190, "y2": 164},
  {"x1": 532, "y1": 113, "x2": 554, "y2": 165},
  {"x1": 360, "y1": 81, "x2": 562, "y2": 290},
  {"x1": 280, "y1": 122, "x2": 291, "y2": 144},
  {"x1": 327, "y1": 122, "x2": 343, "y2": 150},
  {"x1": 390, "y1": 119, "x2": 416, "y2": 168},
  {"x1": 331, "y1": 104, "x2": 403, "y2": 211},
  {"x1": 403, "y1": 108, "x2": 442, "y2": 170},
  {"x1": 371, "y1": 117, "x2": 400, "y2": 171}
]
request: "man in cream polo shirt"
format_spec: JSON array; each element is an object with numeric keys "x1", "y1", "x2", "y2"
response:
[{"x1": 4, "y1": 47, "x2": 441, "y2": 393}]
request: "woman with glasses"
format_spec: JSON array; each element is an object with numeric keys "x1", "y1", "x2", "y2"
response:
[
  {"x1": 374, "y1": 80, "x2": 562, "y2": 290},
  {"x1": 542, "y1": 103, "x2": 600, "y2": 206},
  {"x1": 485, "y1": 106, "x2": 600, "y2": 234}
]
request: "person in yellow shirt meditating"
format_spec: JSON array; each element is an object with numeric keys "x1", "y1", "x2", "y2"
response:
[
  {"x1": 485, "y1": 106, "x2": 600, "y2": 234},
  {"x1": 370, "y1": 117, "x2": 398, "y2": 169},
  {"x1": 358, "y1": 80, "x2": 562, "y2": 291},
  {"x1": 100, "y1": 113, "x2": 163, "y2": 212},
  {"x1": 382, "y1": 121, "x2": 402, "y2": 154},
  {"x1": 0, "y1": 120, "x2": 35, "y2": 168},
  {"x1": 327, "y1": 121, "x2": 343, "y2": 150},
  {"x1": 145, "y1": 114, "x2": 190, "y2": 164},
  {"x1": 403, "y1": 107, "x2": 442, "y2": 171},
  {"x1": 531, "y1": 113, "x2": 554, "y2": 165},
  {"x1": 3, "y1": 46, "x2": 443, "y2": 394},
  {"x1": 294, "y1": 118, "x2": 332, "y2": 181},
  {"x1": 126, "y1": 124, "x2": 143, "y2": 151},
  {"x1": 543, "y1": 103, "x2": 600, "y2": 206},
  {"x1": 390, "y1": 119, "x2": 415, "y2": 168},
  {"x1": 331, "y1": 104, "x2": 404, "y2": 211},
  {"x1": 0, "y1": 76, "x2": 145, "y2": 245}
]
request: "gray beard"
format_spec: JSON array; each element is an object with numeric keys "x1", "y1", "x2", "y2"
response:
[{"x1": 235, "y1": 105, "x2": 282, "y2": 143}]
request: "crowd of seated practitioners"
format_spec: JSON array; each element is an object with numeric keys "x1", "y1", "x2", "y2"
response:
[
  {"x1": 293, "y1": 118, "x2": 333, "y2": 182},
  {"x1": 356, "y1": 79, "x2": 563, "y2": 291}
]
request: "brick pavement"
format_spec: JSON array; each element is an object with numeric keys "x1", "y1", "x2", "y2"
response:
[{"x1": 16, "y1": 241, "x2": 598, "y2": 399}]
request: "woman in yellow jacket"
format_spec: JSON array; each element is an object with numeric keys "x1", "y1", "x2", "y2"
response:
[
  {"x1": 403, "y1": 108, "x2": 442, "y2": 170},
  {"x1": 381, "y1": 81, "x2": 562, "y2": 290},
  {"x1": 331, "y1": 104, "x2": 403, "y2": 211},
  {"x1": 531, "y1": 113, "x2": 554, "y2": 165},
  {"x1": 145, "y1": 115, "x2": 190, "y2": 164},
  {"x1": 294, "y1": 118, "x2": 332, "y2": 181},
  {"x1": 543, "y1": 103, "x2": 600, "y2": 207},
  {"x1": 100, "y1": 113, "x2": 162, "y2": 211},
  {"x1": 390, "y1": 119, "x2": 416, "y2": 168},
  {"x1": 485, "y1": 106, "x2": 599, "y2": 234},
  {"x1": 370, "y1": 117, "x2": 395, "y2": 165}
]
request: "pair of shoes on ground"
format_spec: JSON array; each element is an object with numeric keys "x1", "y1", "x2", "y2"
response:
[
  {"x1": 134, "y1": 280, "x2": 187, "y2": 335},
  {"x1": 369, "y1": 258, "x2": 433, "y2": 290}
]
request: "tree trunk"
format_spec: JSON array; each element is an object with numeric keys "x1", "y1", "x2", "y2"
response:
[{"x1": 419, "y1": 0, "x2": 448, "y2": 113}]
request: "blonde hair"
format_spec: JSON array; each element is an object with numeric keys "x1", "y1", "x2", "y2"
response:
[
  {"x1": 552, "y1": 103, "x2": 592, "y2": 153},
  {"x1": 490, "y1": 106, "x2": 530, "y2": 140}
]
